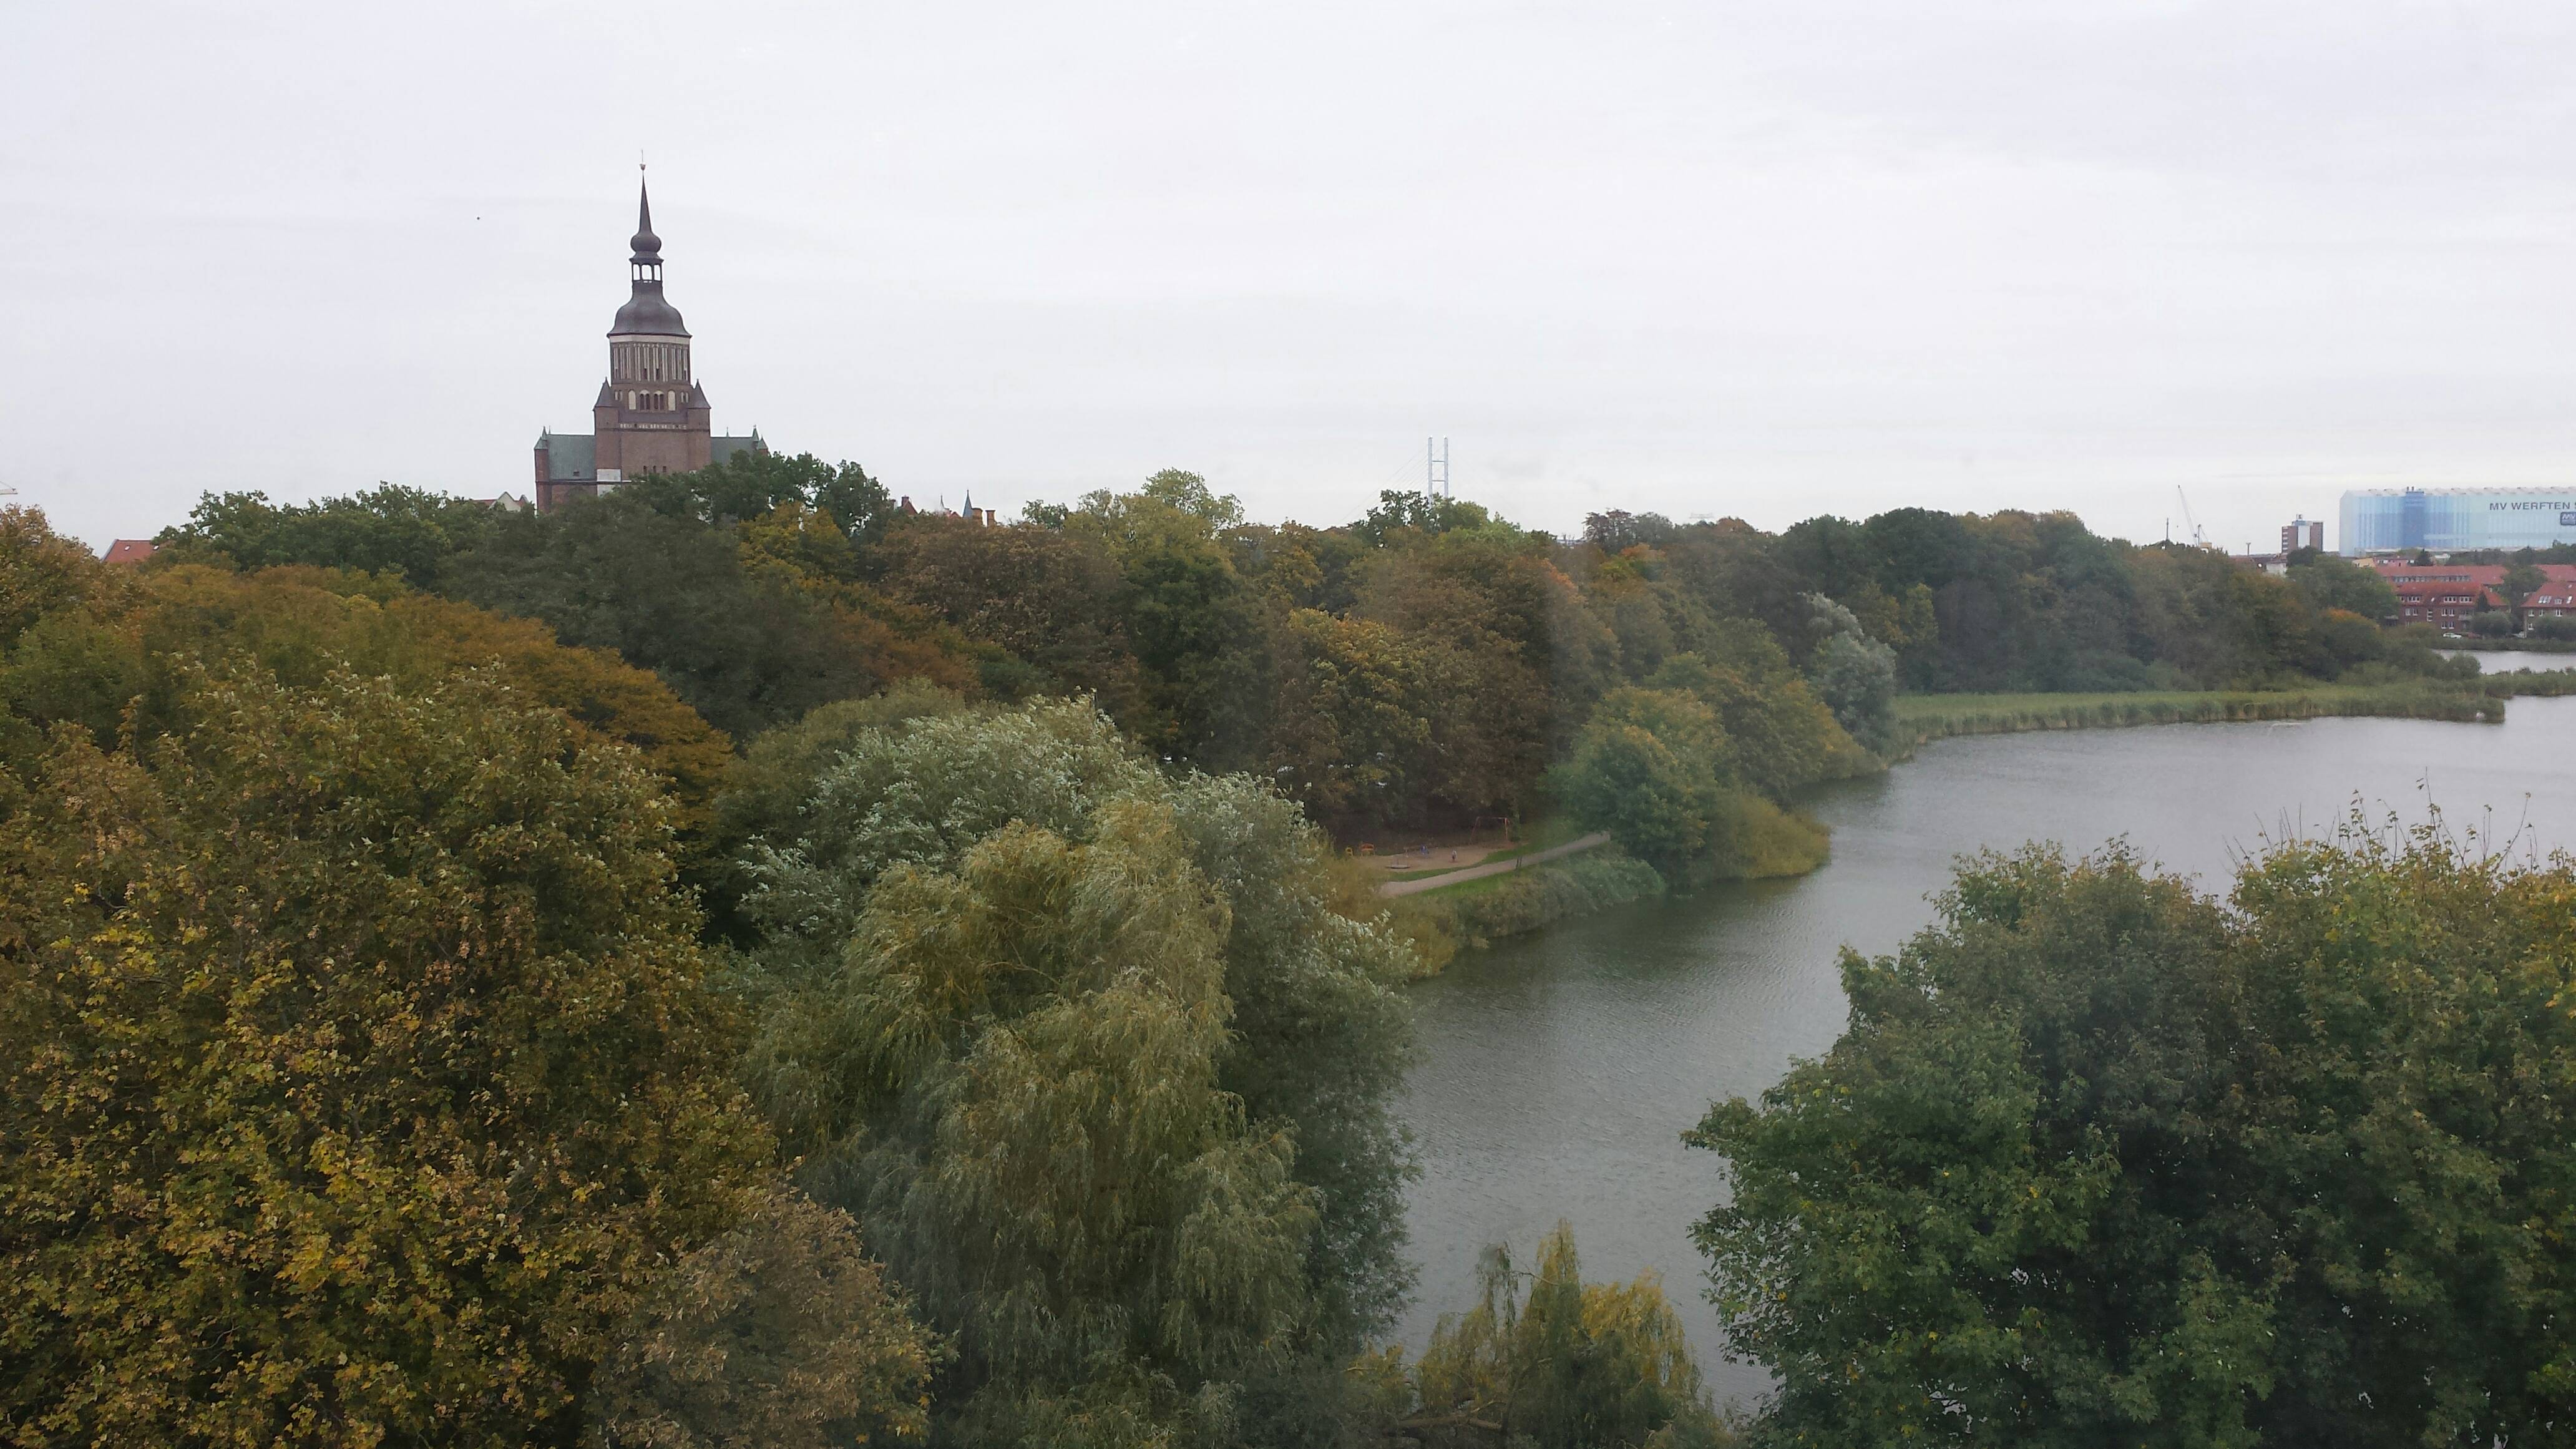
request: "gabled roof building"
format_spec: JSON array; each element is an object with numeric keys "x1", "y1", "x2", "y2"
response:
[
  {"x1": 533, "y1": 177, "x2": 759, "y2": 512},
  {"x1": 2366, "y1": 560, "x2": 2576, "y2": 629}
]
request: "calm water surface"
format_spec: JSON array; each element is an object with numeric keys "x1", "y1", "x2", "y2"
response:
[
  {"x1": 2446, "y1": 647, "x2": 2576, "y2": 672},
  {"x1": 1395, "y1": 696, "x2": 2576, "y2": 1408}
]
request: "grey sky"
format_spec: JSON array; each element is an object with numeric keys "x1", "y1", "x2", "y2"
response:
[{"x1": 9, "y1": 1, "x2": 2575, "y2": 552}]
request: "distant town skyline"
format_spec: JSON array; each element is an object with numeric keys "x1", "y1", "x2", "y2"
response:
[{"x1": 11, "y1": 1, "x2": 2576, "y2": 552}]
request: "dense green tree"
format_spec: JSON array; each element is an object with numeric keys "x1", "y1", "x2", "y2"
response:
[
  {"x1": 1267, "y1": 608, "x2": 1443, "y2": 828},
  {"x1": 625, "y1": 451, "x2": 892, "y2": 547},
  {"x1": 2504, "y1": 560, "x2": 2548, "y2": 626},
  {"x1": 446, "y1": 492, "x2": 889, "y2": 738},
  {"x1": 1644, "y1": 650, "x2": 1861, "y2": 803},
  {"x1": 1354, "y1": 489, "x2": 1500, "y2": 547},
  {"x1": 1584, "y1": 509, "x2": 1680, "y2": 552},
  {"x1": 2286, "y1": 553, "x2": 2399, "y2": 621},
  {"x1": 1800, "y1": 594, "x2": 1901, "y2": 757},
  {"x1": 1693, "y1": 831, "x2": 2576, "y2": 1448},
  {"x1": 1348, "y1": 525, "x2": 1561, "y2": 812},
  {"x1": 731, "y1": 504, "x2": 1000, "y2": 699},
  {"x1": 0, "y1": 664, "x2": 773, "y2": 1448},
  {"x1": 154, "y1": 483, "x2": 507, "y2": 588},
  {"x1": 1691, "y1": 845, "x2": 2258, "y2": 1448},
  {"x1": 1548, "y1": 687, "x2": 1730, "y2": 869},
  {"x1": 1066, "y1": 471, "x2": 1266, "y2": 763},
  {"x1": 1658, "y1": 505, "x2": 2442, "y2": 693},
  {"x1": 2222, "y1": 830, "x2": 2576, "y2": 1443}
]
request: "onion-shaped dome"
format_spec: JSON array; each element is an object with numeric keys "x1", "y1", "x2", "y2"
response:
[{"x1": 611, "y1": 289, "x2": 690, "y2": 336}]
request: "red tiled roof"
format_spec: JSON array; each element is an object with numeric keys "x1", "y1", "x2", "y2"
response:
[
  {"x1": 101, "y1": 539, "x2": 157, "y2": 565},
  {"x1": 2368, "y1": 561, "x2": 2576, "y2": 586}
]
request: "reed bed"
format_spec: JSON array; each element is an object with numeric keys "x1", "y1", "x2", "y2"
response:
[{"x1": 1895, "y1": 682, "x2": 2509, "y2": 744}]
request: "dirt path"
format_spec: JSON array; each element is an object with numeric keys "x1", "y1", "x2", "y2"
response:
[{"x1": 1375, "y1": 831, "x2": 1613, "y2": 897}]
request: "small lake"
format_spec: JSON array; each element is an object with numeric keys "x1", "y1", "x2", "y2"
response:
[{"x1": 1395, "y1": 695, "x2": 2576, "y2": 1409}]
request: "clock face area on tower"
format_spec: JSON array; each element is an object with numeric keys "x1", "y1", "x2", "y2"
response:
[{"x1": 530, "y1": 176, "x2": 761, "y2": 512}]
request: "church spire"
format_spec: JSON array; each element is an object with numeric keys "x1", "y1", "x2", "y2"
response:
[
  {"x1": 610, "y1": 169, "x2": 688, "y2": 338},
  {"x1": 631, "y1": 174, "x2": 661, "y2": 266}
]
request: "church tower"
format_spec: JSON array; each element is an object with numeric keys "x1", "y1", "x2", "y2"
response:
[{"x1": 533, "y1": 175, "x2": 760, "y2": 511}]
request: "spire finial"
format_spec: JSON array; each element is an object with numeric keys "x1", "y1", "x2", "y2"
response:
[{"x1": 631, "y1": 164, "x2": 661, "y2": 260}]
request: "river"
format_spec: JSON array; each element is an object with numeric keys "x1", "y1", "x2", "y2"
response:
[{"x1": 1394, "y1": 695, "x2": 2576, "y2": 1409}]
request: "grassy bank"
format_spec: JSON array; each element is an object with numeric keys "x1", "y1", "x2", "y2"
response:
[
  {"x1": 1895, "y1": 681, "x2": 2507, "y2": 744},
  {"x1": 1388, "y1": 847, "x2": 1670, "y2": 964},
  {"x1": 1385, "y1": 798, "x2": 1835, "y2": 970}
]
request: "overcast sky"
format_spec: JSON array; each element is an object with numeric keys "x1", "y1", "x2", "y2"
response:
[{"x1": 9, "y1": 1, "x2": 2576, "y2": 552}]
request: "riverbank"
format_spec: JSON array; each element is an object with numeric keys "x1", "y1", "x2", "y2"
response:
[
  {"x1": 1895, "y1": 680, "x2": 2510, "y2": 744},
  {"x1": 1386, "y1": 803, "x2": 1832, "y2": 966},
  {"x1": 1387, "y1": 674, "x2": 2576, "y2": 970},
  {"x1": 2448, "y1": 638, "x2": 2576, "y2": 655},
  {"x1": 1394, "y1": 697, "x2": 2576, "y2": 1405},
  {"x1": 1385, "y1": 846, "x2": 1669, "y2": 965}
]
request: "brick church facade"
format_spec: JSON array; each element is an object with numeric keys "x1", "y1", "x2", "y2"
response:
[{"x1": 532, "y1": 178, "x2": 759, "y2": 511}]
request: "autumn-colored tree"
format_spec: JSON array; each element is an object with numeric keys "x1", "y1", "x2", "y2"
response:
[
  {"x1": 0, "y1": 664, "x2": 773, "y2": 1448},
  {"x1": 733, "y1": 503, "x2": 990, "y2": 699},
  {"x1": 1267, "y1": 608, "x2": 1440, "y2": 828},
  {"x1": 0, "y1": 506, "x2": 133, "y2": 645},
  {"x1": 1344, "y1": 525, "x2": 1559, "y2": 816},
  {"x1": 874, "y1": 512, "x2": 1147, "y2": 718},
  {"x1": 587, "y1": 1189, "x2": 942, "y2": 1449},
  {"x1": 2, "y1": 563, "x2": 734, "y2": 841}
]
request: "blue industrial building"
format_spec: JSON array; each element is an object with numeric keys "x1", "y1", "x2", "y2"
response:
[{"x1": 2338, "y1": 487, "x2": 2576, "y2": 555}]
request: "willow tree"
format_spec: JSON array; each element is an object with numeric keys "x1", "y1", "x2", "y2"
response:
[
  {"x1": 1410, "y1": 1223, "x2": 1727, "y2": 1449},
  {"x1": 736, "y1": 700, "x2": 1416, "y2": 1441}
]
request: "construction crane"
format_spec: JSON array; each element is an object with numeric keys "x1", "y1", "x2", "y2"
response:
[{"x1": 2174, "y1": 485, "x2": 2208, "y2": 549}]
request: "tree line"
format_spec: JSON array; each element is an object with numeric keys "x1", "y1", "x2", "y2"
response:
[
  {"x1": 0, "y1": 504, "x2": 1730, "y2": 1447},
  {"x1": 154, "y1": 463, "x2": 2464, "y2": 821},
  {"x1": 3, "y1": 454, "x2": 2557, "y2": 1445}
]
